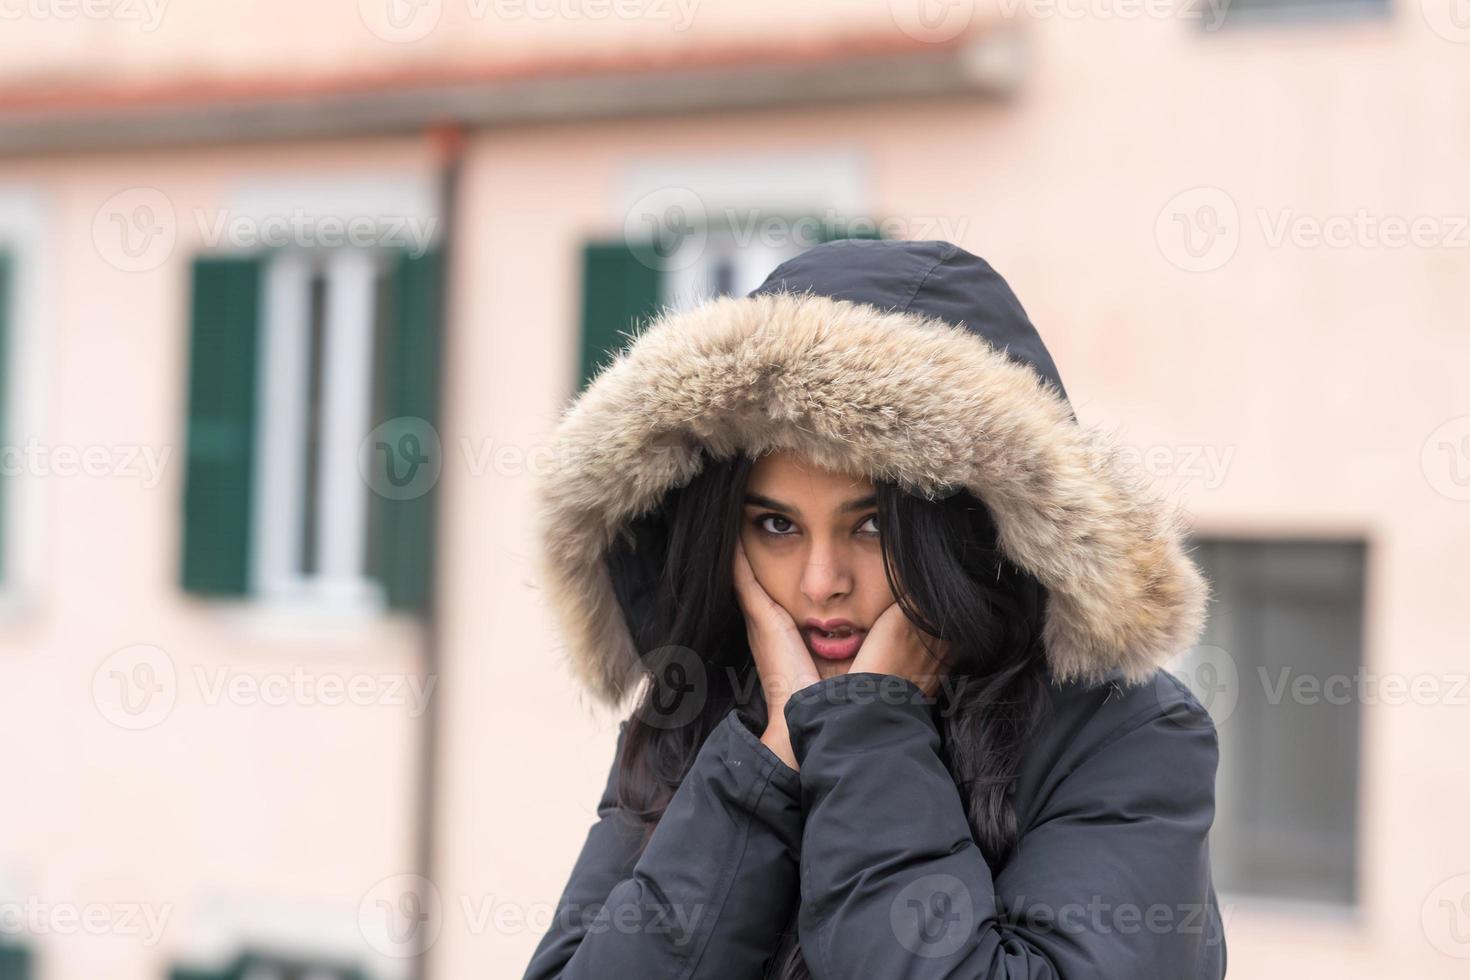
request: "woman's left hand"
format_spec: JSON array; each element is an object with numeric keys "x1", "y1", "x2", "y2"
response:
[{"x1": 850, "y1": 601, "x2": 951, "y2": 698}]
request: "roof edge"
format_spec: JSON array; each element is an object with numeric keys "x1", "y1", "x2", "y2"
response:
[{"x1": 0, "y1": 27, "x2": 1025, "y2": 157}]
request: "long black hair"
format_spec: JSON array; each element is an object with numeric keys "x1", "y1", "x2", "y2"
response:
[{"x1": 606, "y1": 450, "x2": 1054, "y2": 979}]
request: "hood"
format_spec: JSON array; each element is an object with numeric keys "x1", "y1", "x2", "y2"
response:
[{"x1": 533, "y1": 239, "x2": 1209, "y2": 709}]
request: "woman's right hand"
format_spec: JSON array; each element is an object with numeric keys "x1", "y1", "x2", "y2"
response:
[{"x1": 732, "y1": 537, "x2": 820, "y2": 773}]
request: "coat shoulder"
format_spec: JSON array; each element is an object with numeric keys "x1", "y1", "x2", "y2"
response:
[
  {"x1": 1043, "y1": 663, "x2": 1216, "y2": 744},
  {"x1": 1008, "y1": 665, "x2": 1219, "y2": 827}
]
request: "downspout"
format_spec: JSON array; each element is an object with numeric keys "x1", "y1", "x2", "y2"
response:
[{"x1": 413, "y1": 119, "x2": 464, "y2": 980}]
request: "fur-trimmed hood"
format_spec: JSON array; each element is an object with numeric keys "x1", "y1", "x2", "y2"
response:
[{"x1": 533, "y1": 239, "x2": 1208, "y2": 709}]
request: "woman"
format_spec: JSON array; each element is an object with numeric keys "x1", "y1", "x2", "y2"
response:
[{"x1": 523, "y1": 239, "x2": 1226, "y2": 979}]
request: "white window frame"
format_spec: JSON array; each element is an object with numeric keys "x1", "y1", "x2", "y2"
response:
[
  {"x1": 253, "y1": 244, "x2": 387, "y2": 611},
  {"x1": 620, "y1": 147, "x2": 869, "y2": 312},
  {"x1": 170, "y1": 888, "x2": 414, "y2": 980},
  {"x1": 208, "y1": 172, "x2": 439, "y2": 625}
]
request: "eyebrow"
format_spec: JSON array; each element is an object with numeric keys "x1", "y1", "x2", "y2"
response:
[{"x1": 743, "y1": 491, "x2": 877, "y2": 516}]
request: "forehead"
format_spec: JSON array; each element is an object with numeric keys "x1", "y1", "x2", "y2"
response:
[{"x1": 746, "y1": 449, "x2": 873, "y2": 499}]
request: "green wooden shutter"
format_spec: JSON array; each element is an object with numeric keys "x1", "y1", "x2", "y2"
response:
[
  {"x1": 818, "y1": 216, "x2": 885, "y2": 242},
  {"x1": 180, "y1": 255, "x2": 262, "y2": 596},
  {"x1": 0, "y1": 944, "x2": 30, "y2": 980},
  {"x1": 578, "y1": 240, "x2": 662, "y2": 392},
  {"x1": 167, "y1": 969, "x2": 215, "y2": 980},
  {"x1": 370, "y1": 246, "x2": 443, "y2": 612},
  {"x1": 0, "y1": 252, "x2": 11, "y2": 587}
]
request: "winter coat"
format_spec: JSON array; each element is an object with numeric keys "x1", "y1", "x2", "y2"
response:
[{"x1": 523, "y1": 239, "x2": 1227, "y2": 979}]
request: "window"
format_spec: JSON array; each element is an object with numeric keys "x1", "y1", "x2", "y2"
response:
[
  {"x1": 179, "y1": 244, "x2": 442, "y2": 613},
  {"x1": 1195, "y1": 0, "x2": 1389, "y2": 28},
  {"x1": 1184, "y1": 536, "x2": 1366, "y2": 904},
  {"x1": 0, "y1": 249, "x2": 10, "y2": 587},
  {"x1": 577, "y1": 214, "x2": 882, "y2": 392},
  {"x1": 169, "y1": 948, "x2": 369, "y2": 980},
  {"x1": 0, "y1": 187, "x2": 49, "y2": 609}
]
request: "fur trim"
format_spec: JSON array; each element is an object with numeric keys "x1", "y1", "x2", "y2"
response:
[{"x1": 533, "y1": 290, "x2": 1209, "y2": 708}]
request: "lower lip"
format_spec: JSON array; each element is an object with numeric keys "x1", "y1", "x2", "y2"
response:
[{"x1": 803, "y1": 628, "x2": 865, "y2": 660}]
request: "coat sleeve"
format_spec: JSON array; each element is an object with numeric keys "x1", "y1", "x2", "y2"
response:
[
  {"x1": 783, "y1": 670, "x2": 1226, "y2": 980},
  {"x1": 522, "y1": 705, "x2": 804, "y2": 980}
]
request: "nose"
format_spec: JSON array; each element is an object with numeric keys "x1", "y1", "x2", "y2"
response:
[{"x1": 799, "y1": 536, "x2": 854, "y2": 605}]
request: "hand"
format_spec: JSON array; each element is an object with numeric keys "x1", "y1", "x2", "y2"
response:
[
  {"x1": 850, "y1": 601, "x2": 951, "y2": 699},
  {"x1": 732, "y1": 537, "x2": 819, "y2": 772}
]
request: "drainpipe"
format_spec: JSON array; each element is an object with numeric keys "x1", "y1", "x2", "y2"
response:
[{"x1": 412, "y1": 119, "x2": 464, "y2": 980}]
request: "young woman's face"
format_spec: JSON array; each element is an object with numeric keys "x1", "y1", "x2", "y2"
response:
[{"x1": 740, "y1": 449, "x2": 896, "y2": 682}]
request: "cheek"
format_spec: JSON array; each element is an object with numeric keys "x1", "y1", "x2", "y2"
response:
[
  {"x1": 741, "y1": 531, "x2": 800, "y2": 602},
  {"x1": 856, "y1": 550, "x2": 897, "y2": 614}
]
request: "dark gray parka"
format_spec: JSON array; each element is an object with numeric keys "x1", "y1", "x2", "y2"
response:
[{"x1": 524, "y1": 240, "x2": 1227, "y2": 979}]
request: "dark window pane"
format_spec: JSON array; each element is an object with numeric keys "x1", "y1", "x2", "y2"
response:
[
  {"x1": 299, "y1": 265, "x2": 329, "y2": 577},
  {"x1": 1188, "y1": 537, "x2": 1365, "y2": 904}
]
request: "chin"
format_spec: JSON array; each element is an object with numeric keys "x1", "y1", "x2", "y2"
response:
[{"x1": 816, "y1": 660, "x2": 852, "y2": 682}]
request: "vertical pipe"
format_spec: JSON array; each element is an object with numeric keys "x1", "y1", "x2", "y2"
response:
[{"x1": 412, "y1": 119, "x2": 464, "y2": 980}]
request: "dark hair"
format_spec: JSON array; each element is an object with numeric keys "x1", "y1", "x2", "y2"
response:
[{"x1": 607, "y1": 450, "x2": 1054, "y2": 979}]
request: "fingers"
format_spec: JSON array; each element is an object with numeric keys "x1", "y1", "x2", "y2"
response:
[
  {"x1": 732, "y1": 538, "x2": 821, "y2": 694},
  {"x1": 855, "y1": 601, "x2": 952, "y2": 697},
  {"x1": 731, "y1": 539, "x2": 756, "y2": 615},
  {"x1": 732, "y1": 537, "x2": 760, "y2": 600},
  {"x1": 732, "y1": 537, "x2": 779, "y2": 640},
  {"x1": 732, "y1": 537, "x2": 783, "y2": 619}
]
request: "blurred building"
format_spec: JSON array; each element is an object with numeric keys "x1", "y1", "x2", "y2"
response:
[{"x1": 0, "y1": 1, "x2": 1467, "y2": 978}]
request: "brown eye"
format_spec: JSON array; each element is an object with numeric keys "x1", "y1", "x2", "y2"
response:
[
  {"x1": 757, "y1": 514, "x2": 796, "y2": 536},
  {"x1": 858, "y1": 515, "x2": 880, "y2": 536}
]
